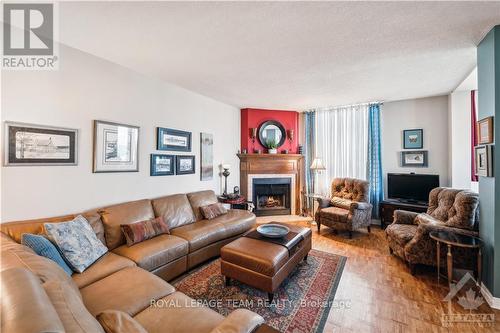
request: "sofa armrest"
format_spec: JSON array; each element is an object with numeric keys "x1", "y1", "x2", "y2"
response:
[
  {"x1": 392, "y1": 210, "x2": 419, "y2": 225},
  {"x1": 350, "y1": 202, "x2": 371, "y2": 211},
  {"x1": 316, "y1": 197, "x2": 332, "y2": 209},
  {"x1": 209, "y1": 309, "x2": 264, "y2": 333}
]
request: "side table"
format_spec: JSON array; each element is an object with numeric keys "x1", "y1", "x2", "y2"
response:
[
  {"x1": 217, "y1": 195, "x2": 253, "y2": 211},
  {"x1": 429, "y1": 230, "x2": 483, "y2": 287}
]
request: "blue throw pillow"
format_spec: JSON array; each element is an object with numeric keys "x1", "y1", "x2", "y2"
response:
[{"x1": 21, "y1": 233, "x2": 73, "y2": 276}]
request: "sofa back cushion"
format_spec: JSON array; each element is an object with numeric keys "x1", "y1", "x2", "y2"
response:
[
  {"x1": 187, "y1": 190, "x2": 219, "y2": 221},
  {"x1": 100, "y1": 199, "x2": 155, "y2": 250},
  {"x1": 151, "y1": 194, "x2": 196, "y2": 229},
  {"x1": 1, "y1": 268, "x2": 65, "y2": 333},
  {"x1": 0, "y1": 210, "x2": 106, "y2": 245},
  {"x1": 331, "y1": 178, "x2": 369, "y2": 203},
  {"x1": 44, "y1": 279, "x2": 105, "y2": 333},
  {"x1": 427, "y1": 187, "x2": 479, "y2": 230}
]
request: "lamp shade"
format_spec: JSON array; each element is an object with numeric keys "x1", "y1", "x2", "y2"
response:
[{"x1": 310, "y1": 158, "x2": 326, "y2": 170}]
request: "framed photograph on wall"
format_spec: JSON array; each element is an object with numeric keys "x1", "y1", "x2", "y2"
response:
[
  {"x1": 150, "y1": 154, "x2": 175, "y2": 176},
  {"x1": 4, "y1": 121, "x2": 78, "y2": 166},
  {"x1": 176, "y1": 155, "x2": 195, "y2": 175},
  {"x1": 474, "y1": 145, "x2": 493, "y2": 177},
  {"x1": 157, "y1": 127, "x2": 191, "y2": 151},
  {"x1": 200, "y1": 132, "x2": 213, "y2": 181},
  {"x1": 401, "y1": 151, "x2": 428, "y2": 167},
  {"x1": 477, "y1": 116, "x2": 494, "y2": 144},
  {"x1": 93, "y1": 120, "x2": 139, "y2": 173},
  {"x1": 403, "y1": 129, "x2": 423, "y2": 149}
]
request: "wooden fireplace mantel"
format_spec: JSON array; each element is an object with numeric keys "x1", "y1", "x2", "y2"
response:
[{"x1": 237, "y1": 154, "x2": 304, "y2": 215}]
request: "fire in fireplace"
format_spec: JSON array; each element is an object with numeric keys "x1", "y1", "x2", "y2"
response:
[{"x1": 252, "y1": 178, "x2": 291, "y2": 216}]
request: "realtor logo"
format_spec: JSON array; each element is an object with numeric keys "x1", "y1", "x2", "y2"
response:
[{"x1": 2, "y1": 2, "x2": 58, "y2": 69}]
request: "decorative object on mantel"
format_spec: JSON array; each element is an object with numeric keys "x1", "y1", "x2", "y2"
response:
[
  {"x1": 310, "y1": 157, "x2": 326, "y2": 194},
  {"x1": 175, "y1": 155, "x2": 195, "y2": 175},
  {"x1": 401, "y1": 151, "x2": 428, "y2": 167},
  {"x1": 298, "y1": 145, "x2": 304, "y2": 155},
  {"x1": 250, "y1": 128, "x2": 257, "y2": 153},
  {"x1": 477, "y1": 116, "x2": 494, "y2": 144},
  {"x1": 258, "y1": 120, "x2": 286, "y2": 150},
  {"x1": 403, "y1": 129, "x2": 423, "y2": 149},
  {"x1": 150, "y1": 154, "x2": 175, "y2": 176},
  {"x1": 474, "y1": 145, "x2": 493, "y2": 177},
  {"x1": 4, "y1": 121, "x2": 78, "y2": 166},
  {"x1": 222, "y1": 164, "x2": 230, "y2": 196},
  {"x1": 287, "y1": 129, "x2": 295, "y2": 152},
  {"x1": 93, "y1": 120, "x2": 139, "y2": 173},
  {"x1": 256, "y1": 149, "x2": 262, "y2": 154},
  {"x1": 266, "y1": 139, "x2": 278, "y2": 154},
  {"x1": 200, "y1": 132, "x2": 213, "y2": 181},
  {"x1": 157, "y1": 127, "x2": 191, "y2": 152}
]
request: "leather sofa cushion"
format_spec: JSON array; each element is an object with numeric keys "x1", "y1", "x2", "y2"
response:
[
  {"x1": 209, "y1": 210, "x2": 255, "y2": 238},
  {"x1": 0, "y1": 210, "x2": 106, "y2": 245},
  {"x1": 80, "y1": 267, "x2": 175, "y2": 317},
  {"x1": 97, "y1": 310, "x2": 148, "y2": 333},
  {"x1": 1, "y1": 240, "x2": 81, "y2": 297},
  {"x1": 72, "y1": 252, "x2": 136, "y2": 289},
  {"x1": 209, "y1": 309, "x2": 264, "y2": 333},
  {"x1": 170, "y1": 220, "x2": 228, "y2": 252},
  {"x1": 152, "y1": 194, "x2": 196, "y2": 229},
  {"x1": 44, "y1": 279, "x2": 105, "y2": 333},
  {"x1": 187, "y1": 190, "x2": 219, "y2": 221},
  {"x1": 386, "y1": 224, "x2": 418, "y2": 247},
  {"x1": 135, "y1": 291, "x2": 224, "y2": 333},
  {"x1": 113, "y1": 234, "x2": 188, "y2": 271},
  {"x1": 100, "y1": 199, "x2": 155, "y2": 250},
  {"x1": 1, "y1": 268, "x2": 65, "y2": 333},
  {"x1": 220, "y1": 237, "x2": 289, "y2": 276}
]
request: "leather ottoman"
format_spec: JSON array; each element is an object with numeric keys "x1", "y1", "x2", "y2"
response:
[{"x1": 220, "y1": 223, "x2": 312, "y2": 301}]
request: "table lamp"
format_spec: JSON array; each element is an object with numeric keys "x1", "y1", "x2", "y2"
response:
[
  {"x1": 310, "y1": 158, "x2": 326, "y2": 194},
  {"x1": 222, "y1": 164, "x2": 230, "y2": 196}
]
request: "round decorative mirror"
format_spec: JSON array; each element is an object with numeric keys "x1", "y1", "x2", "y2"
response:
[{"x1": 258, "y1": 120, "x2": 286, "y2": 148}]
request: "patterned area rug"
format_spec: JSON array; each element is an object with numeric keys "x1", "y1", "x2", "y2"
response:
[{"x1": 173, "y1": 249, "x2": 346, "y2": 333}]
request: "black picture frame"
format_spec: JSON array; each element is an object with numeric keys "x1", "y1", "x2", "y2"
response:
[
  {"x1": 403, "y1": 129, "x2": 423, "y2": 149},
  {"x1": 4, "y1": 121, "x2": 78, "y2": 166},
  {"x1": 150, "y1": 154, "x2": 175, "y2": 176},
  {"x1": 258, "y1": 120, "x2": 286, "y2": 148},
  {"x1": 401, "y1": 151, "x2": 428, "y2": 167},
  {"x1": 176, "y1": 155, "x2": 195, "y2": 175},
  {"x1": 157, "y1": 127, "x2": 192, "y2": 152}
]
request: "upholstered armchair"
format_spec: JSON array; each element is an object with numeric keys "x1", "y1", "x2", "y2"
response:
[
  {"x1": 315, "y1": 178, "x2": 372, "y2": 238},
  {"x1": 386, "y1": 187, "x2": 479, "y2": 274}
]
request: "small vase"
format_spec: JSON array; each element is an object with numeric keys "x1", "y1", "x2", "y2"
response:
[{"x1": 268, "y1": 148, "x2": 277, "y2": 154}]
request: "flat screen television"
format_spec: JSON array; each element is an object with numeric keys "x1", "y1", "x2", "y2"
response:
[{"x1": 387, "y1": 173, "x2": 439, "y2": 203}]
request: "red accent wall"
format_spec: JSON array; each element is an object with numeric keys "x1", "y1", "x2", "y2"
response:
[{"x1": 241, "y1": 108, "x2": 299, "y2": 154}]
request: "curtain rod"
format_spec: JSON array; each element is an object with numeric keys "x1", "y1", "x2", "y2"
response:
[{"x1": 303, "y1": 101, "x2": 384, "y2": 112}]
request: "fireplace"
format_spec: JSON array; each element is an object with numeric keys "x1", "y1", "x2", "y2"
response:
[{"x1": 252, "y1": 178, "x2": 291, "y2": 216}]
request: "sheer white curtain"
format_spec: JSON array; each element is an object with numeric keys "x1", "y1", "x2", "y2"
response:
[{"x1": 314, "y1": 105, "x2": 369, "y2": 195}]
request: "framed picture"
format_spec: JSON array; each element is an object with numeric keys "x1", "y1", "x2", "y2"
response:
[
  {"x1": 150, "y1": 154, "x2": 175, "y2": 176},
  {"x1": 93, "y1": 120, "x2": 139, "y2": 173},
  {"x1": 176, "y1": 155, "x2": 195, "y2": 175},
  {"x1": 475, "y1": 145, "x2": 493, "y2": 177},
  {"x1": 200, "y1": 133, "x2": 213, "y2": 181},
  {"x1": 477, "y1": 116, "x2": 494, "y2": 144},
  {"x1": 401, "y1": 151, "x2": 428, "y2": 167},
  {"x1": 157, "y1": 127, "x2": 191, "y2": 151},
  {"x1": 4, "y1": 121, "x2": 78, "y2": 166},
  {"x1": 403, "y1": 129, "x2": 423, "y2": 149}
]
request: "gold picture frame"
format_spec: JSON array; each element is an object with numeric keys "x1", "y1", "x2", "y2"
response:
[{"x1": 477, "y1": 116, "x2": 494, "y2": 144}]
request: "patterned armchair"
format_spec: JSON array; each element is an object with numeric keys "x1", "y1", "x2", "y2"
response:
[
  {"x1": 315, "y1": 178, "x2": 372, "y2": 238},
  {"x1": 386, "y1": 187, "x2": 479, "y2": 274}
]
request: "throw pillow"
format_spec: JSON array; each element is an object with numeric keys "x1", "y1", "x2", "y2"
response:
[
  {"x1": 97, "y1": 310, "x2": 148, "y2": 333},
  {"x1": 200, "y1": 203, "x2": 228, "y2": 220},
  {"x1": 330, "y1": 197, "x2": 353, "y2": 210},
  {"x1": 120, "y1": 216, "x2": 169, "y2": 247},
  {"x1": 21, "y1": 233, "x2": 73, "y2": 276},
  {"x1": 44, "y1": 215, "x2": 108, "y2": 273}
]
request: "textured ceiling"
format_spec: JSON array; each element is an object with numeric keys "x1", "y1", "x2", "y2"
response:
[{"x1": 58, "y1": 1, "x2": 500, "y2": 110}]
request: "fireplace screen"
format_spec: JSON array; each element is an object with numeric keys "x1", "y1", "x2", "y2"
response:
[{"x1": 252, "y1": 177, "x2": 291, "y2": 216}]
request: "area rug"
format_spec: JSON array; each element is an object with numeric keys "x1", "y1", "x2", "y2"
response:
[{"x1": 173, "y1": 249, "x2": 346, "y2": 333}]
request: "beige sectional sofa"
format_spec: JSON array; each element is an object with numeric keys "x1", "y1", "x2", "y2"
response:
[{"x1": 0, "y1": 190, "x2": 263, "y2": 333}]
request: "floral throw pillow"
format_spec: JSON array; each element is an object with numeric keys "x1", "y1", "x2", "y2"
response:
[{"x1": 44, "y1": 215, "x2": 108, "y2": 273}]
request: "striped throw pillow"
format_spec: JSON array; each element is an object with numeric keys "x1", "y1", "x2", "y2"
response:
[
  {"x1": 200, "y1": 203, "x2": 228, "y2": 220},
  {"x1": 120, "y1": 216, "x2": 169, "y2": 246}
]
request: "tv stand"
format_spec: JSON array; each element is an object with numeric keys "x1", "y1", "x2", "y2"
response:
[{"x1": 379, "y1": 199, "x2": 428, "y2": 229}]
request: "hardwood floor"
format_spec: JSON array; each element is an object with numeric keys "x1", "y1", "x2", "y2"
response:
[{"x1": 257, "y1": 217, "x2": 499, "y2": 333}]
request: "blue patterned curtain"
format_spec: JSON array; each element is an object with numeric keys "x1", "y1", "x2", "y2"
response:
[
  {"x1": 304, "y1": 111, "x2": 316, "y2": 195},
  {"x1": 367, "y1": 103, "x2": 383, "y2": 218}
]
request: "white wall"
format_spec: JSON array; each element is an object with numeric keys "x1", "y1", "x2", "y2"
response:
[
  {"x1": 1, "y1": 44, "x2": 240, "y2": 222},
  {"x1": 381, "y1": 95, "x2": 450, "y2": 197}
]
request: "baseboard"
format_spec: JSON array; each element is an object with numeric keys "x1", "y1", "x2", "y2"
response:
[{"x1": 480, "y1": 282, "x2": 500, "y2": 309}]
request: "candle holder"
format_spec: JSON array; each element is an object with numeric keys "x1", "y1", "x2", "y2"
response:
[
  {"x1": 250, "y1": 128, "x2": 257, "y2": 153},
  {"x1": 287, "y1": 129, "x2": 294, "y2": 152}
]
